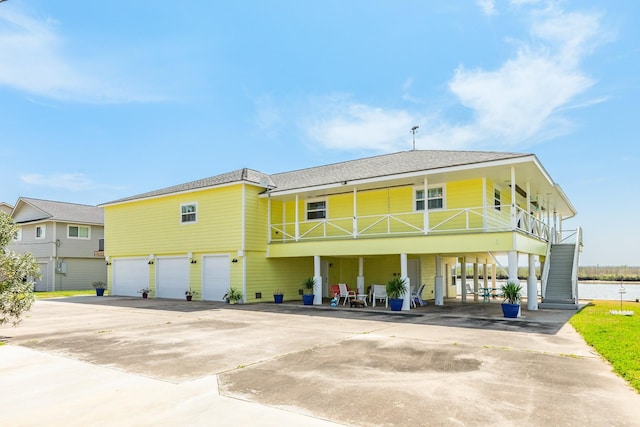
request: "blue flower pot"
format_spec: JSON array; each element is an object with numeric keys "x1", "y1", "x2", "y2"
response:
[
  {"x1": 274, "y1": 294, "x2": 284, "y2": 304},
  {"x1": 302, "y1": 294, "x2": 314, "y2": 305},
  {"x1": 96, "y1": 288, "x2": 105, "y2": 296},
  {"x1": 501, "y1": 303, "x2": 520, "y2": 318},
  {"x1": 389, "y1": 298, "x2": 403, "y2": 311}
]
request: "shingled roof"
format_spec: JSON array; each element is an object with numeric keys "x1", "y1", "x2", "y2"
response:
[
  {"x1": 14, "y1": 198, "x2": 104, "y2": 224},
  {"x1": 103, "y1": 168, "x2": 273, "y2": 205},
  {"x1": 102, "y1": 150, "x2": 530, "y2": 204},
  {"x1": 269, "y1": 150, "x2": 529, "y2": 192}
]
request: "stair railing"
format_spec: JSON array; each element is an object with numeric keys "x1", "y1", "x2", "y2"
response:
[
  {"x1": 540, "y1": 227, "x2": 554, "y2": 300},
  {"x1": 570, "y1": 227, "x2": 582, "y2": 304}
]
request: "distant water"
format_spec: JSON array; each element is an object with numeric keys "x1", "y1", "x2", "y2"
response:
[{"x1": 457, "y1": 281, "x2": 640, "y2": 301}]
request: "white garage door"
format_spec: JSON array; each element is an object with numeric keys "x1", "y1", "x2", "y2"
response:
[
  {"x1": 113, "y1": 258, "x2": 148, "y2": 297},
  {"x1": 202, "y1": 255, "x2": 230, "y2": 301},
  {"x1": 156, "y1": 257, "x2": 189, "y2": 299}
]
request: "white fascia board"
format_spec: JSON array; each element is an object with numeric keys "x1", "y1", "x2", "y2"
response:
[
  {"x1": 100, "y1": 180, "x2": 266, "y2": 207},
  {"x1": 261, "y1": 155, "x2": 538, "y2": 198},
  {"x1": 554, "y1": 184, "x2": 577, "y2": 217}
]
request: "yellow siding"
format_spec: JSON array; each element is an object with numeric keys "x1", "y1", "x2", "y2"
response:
[
  {"x1": 244, "y1": 254, "x2": 313, "y2": 302},
  {"x1": 244, "y1": 185, "x2": 268, "y2": 251},
  {"x1": 105, "y1": 185, "x2": 244, "y2": 256}
]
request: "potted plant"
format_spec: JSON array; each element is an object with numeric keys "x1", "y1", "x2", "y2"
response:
[
  {"x1": 92, "y1": 281, "x2": 106, "y2": 297},
  {"x1": 386, "y1": 277, "x2": 407, "y2": 311},
  {"x1": 500, "y1": 281, "x2": 522, "y2": 318},
  {"x1": 185, "y1": 289, "x2": 197, "y2": 301},
  {"x1": 138, "y1": 287, "x2": 150, "y2": 299},
  {"x1": 226, "y1": 287, "x2": 243, "y2": 304},
  {"x1": 302, "y1": 277, "x2": 315, "y2": 305},
  {"x1": 273, "y1": 289, "x2": 284, "y2": 304}
]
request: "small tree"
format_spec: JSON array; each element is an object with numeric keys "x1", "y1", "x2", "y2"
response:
[{"x1": 0, "y1": 212, "x2": 40, "y2": 325}]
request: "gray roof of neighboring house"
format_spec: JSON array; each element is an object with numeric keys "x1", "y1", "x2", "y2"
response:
[
  {"x1": 269, "y1": 150, "x2": 529, "y2": 192},
  {"x1": 102, "y1": 150, "x2": 530, "y2": 204},
  {"x1": 14, "y1": 198, "x2": 104, "y2": 225},
  {"x1": 102, "y1": 168, "x2": 274, "y2": 205}
]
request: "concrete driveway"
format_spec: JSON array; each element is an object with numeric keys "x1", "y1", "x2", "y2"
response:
[{"x1": 1, "y1": 297, "x2": 639, "y2": 426}]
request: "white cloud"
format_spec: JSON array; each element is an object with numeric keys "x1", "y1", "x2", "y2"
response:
[
  {"x1": 21, "y1": 173, "x2": 104, "y2": 192},
  {"x1": 477, "y1": 0, "x2": 497, "y2": 16},
  {"x1": 304, "y1": 98, "x2": 418, "y2": 152},
  {"x1": 304, "y1": 2, "x2": 606, "y2": 152},
  {"x1": 0, "y1": 5, "x2": 162, "y2": 103}
]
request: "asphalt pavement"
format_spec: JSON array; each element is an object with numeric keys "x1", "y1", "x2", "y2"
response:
[{"x1": 1, "y1": 296, "x2": 639, "y2": 426}]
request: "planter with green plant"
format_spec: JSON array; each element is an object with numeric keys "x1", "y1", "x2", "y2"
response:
[
  {"x1": 386, "y1": 277, "x2": 407, "y2": 311},
  {"x1": 225, "y1": 287, "x2": 243, "y2": 304},
  {"x1": 500, "y1": 281, "x2": 522, "y2": 318},
  {"x1": 92, "y1": 281, "x2": 106, "y2": 297},
  {"x1": 138, "y1": 287, "x2": 150, "y2": 299},
  {"x1": 302, "y1": 277, "x2": 315, "y2": 305},
  {"x1": 185, "y1": 289, "x2": 197, "y2": 301}
]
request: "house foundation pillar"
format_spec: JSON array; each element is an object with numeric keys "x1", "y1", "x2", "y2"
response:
[
  {"x1": 400, "y1": 253, "x2": 410, "y2": 311},
  {"x1": 527, "y1": 254, "x2": 538, "y2": 310},
  {"x1": 313, "y1": 255, "x2": 322, "y2": 305},
  {"x1": 434, "y1": 256, "x2": 444, "y2": 306},
  {"x1": 461, "y1": 259, "x2": 467, "y2": 302}
]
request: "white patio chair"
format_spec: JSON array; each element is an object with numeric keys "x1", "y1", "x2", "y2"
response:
[
  {"x1": 411, "y1": 284, "x2": 426, "y2": 307},
  {"x1": 371, "y1": 284, "x2": 388, "y2": 308},
  {"x1": 337, "y1": 283, "x2": 356, "y2": 305}
]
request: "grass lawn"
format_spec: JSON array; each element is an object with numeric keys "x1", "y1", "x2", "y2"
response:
[
  {"x1": 570, "y1": 300, "x2": 640, "y2": 393},
  {"x1": 35, "y1": 290, "x2": 102, "y2": 299}
]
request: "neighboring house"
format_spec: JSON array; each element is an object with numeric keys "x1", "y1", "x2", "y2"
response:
[
  {"x1": 100, "y1": 150, "x2": 581, "y2": 310},
  {"x1": 0, "y1": 202, "x2": 13, "y2": 215},
  {"x1": 8, "y1": 198, "x2": 106, "y2": 291}
]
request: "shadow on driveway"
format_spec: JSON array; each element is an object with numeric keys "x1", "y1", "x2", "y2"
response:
[{"x1": 53, "y1": 295, "x2": 577, "y2": 335}]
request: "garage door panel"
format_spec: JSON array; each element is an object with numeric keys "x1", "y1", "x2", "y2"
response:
[
  {"x1": 113, "y1": 259, "x2": 148, "y2": 297},
  {"x1": 202, "y1": 255, "x2": 230, "y2": 301},
  {"x1": 156, "y1": 257, "x2": 189, "y2": 299}
]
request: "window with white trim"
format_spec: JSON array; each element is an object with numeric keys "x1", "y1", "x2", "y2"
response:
[
  {"x1": 306, "y1": 200, "x2": 326, "y2": 220},
  {"x1": 35, "y1": 225, "x2": 45, "y2": 239},
  {"x1": 68, "y1": 225, "x2": 90, "y2": 239},
  {"x1": 181, "y1": 203, "x2": 197, "y2": 223},
  {"x1": 494, "y1": 188, "x2": 501, "y2": 211},
  {"x1": 415, "y1": 186, "x2": 444, "y2": 211}
]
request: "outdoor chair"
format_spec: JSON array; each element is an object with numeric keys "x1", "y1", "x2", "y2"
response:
[
  {"x1": 337, "y1": 283, "x2": 356, "y2": 305},
  {"x1": 371, "y1": 284, "x2": 388, "y2": 307},
  {"x1": 411, "y1": 283, "x2": 426, "y2": 307}
]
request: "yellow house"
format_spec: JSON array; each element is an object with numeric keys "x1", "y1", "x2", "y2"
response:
[{"x1": 100, "y1": 150, "x2": 581, "y2": 310}]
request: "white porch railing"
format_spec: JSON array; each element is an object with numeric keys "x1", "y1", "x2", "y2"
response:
[{"x1": 270, "y1": 204, "x2": 550, "y2": 243}]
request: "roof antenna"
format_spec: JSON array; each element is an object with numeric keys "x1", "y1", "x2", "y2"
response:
[{"x1": 410, "y1": 126, "x2": 419, "y2": 151}]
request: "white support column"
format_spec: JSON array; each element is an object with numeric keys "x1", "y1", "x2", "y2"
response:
[
  {"x1": 482, "y1": 177, "x2": 487, "y2": 230},
  {"x1": 461, "y1": 259, "x2": 467, "y2": 302},
  {"x1": 423, "y1": 177, "x2": 429, "y2": 235},
  {"x1": 491, "y1": 263, "x2": 497, "y2": 289},
  {"x1": 473, "y1": 260, "x2": 479, "y2": 302},
  {"x1": 527, "y1": 254, "x2": 538, "y2": 310},
  {"x1": 400, "y1": 254, "x2": 410, "y2": 311},
  {"x1": 357, "y1": 257, "x2": 365, "y2": 295},
  {"x1": 510, "y1": 166, "x2": 517, "y2": 229},
  {"x1": 508, "y1": 251, "x2": 521, "y2": 316},
  {"x1": 508, "y1": 251, "x2": 519, "y2": 285},
  {"x1": 295, "y1": 195, "x2": 300, "y2": 241},
  {"x1": 483, "y1": 260, "x2": 488, "y2": 291},
  {"x1": 313, "y1": 255, "x2": 322, "y2": 305},
  {"x1": 353, "y1": 188, "x2": 358, "y2": 238},
  {"x1": 434, "y1": 256, "x2": 444, "y2": 306}
]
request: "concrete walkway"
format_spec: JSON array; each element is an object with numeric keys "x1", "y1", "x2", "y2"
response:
[{"x1": 1, "y1": 297, "x2": 639, "y2": 426}]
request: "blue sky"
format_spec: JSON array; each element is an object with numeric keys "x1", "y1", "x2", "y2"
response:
[{"x1": 0, "y1": 1, "x2": 638, "y2": 266}]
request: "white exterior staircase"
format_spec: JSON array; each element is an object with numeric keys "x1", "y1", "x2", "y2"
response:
[{"x1": 540, "y1": 228, "x2": 582, "y2": 310}]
